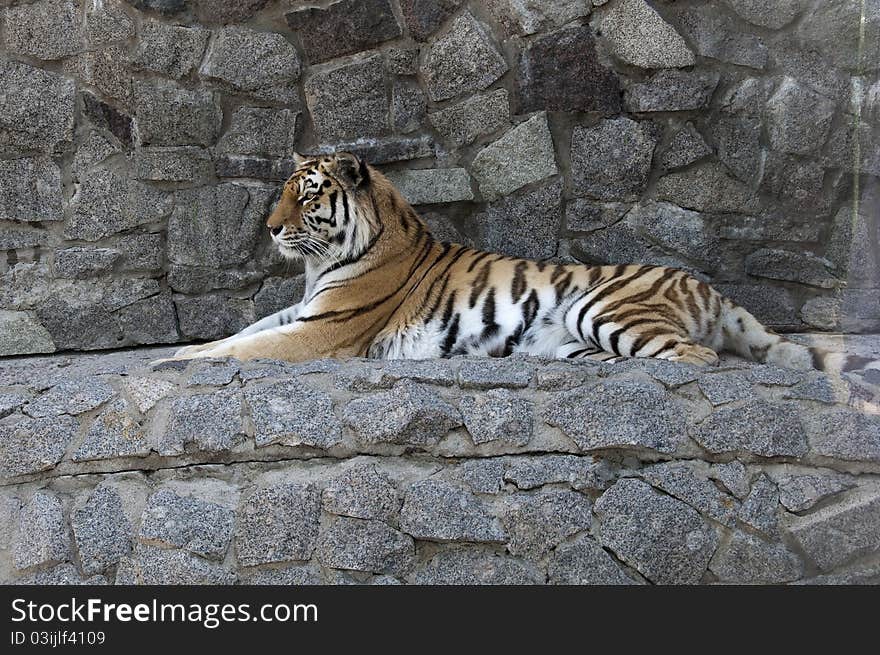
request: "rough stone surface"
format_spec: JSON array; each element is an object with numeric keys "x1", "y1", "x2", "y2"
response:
[
  {"x1": 0, "y1": 60, "x2": 75, "y2": 153},
  {"x1": 545, "y1": 379, "x2": 686, "y2": 454},
  {"x1": 130, "y1": 22, "x2": 208, "y2": 80},
  {"x1": 4, "y1": 0, "x2": 82, "y2": 61},
  {"x1": 766, "y1": 79, "x2": 836, "y2": 155},
  {"x1": 235, "y1": 484, "x2": 321, "y2": 566},
  {"x1": 788, "y1": 489, "x2": 880, "y2": 572},
  {"x1": 72, "y1": 399, "x2": 150, "y2": 462},
  {"x1": 549, "y1": 535, "x2": 636, "y2": 585},
  {"x1": 515, "y1": 26, "x2": 620, "y2": 114},
  {"x1": 570, "y1": 118, "x2": 658, "y2": 201},
  {"x1": 305, "y1": 55, "x2": 388, "y2": 141},
  {"x1": 502, "y1": 490, "x2": 592, "y2": 558},
  {"x1": 317, "y1": 517, "x2": 414, "y2": 575},
  {"x1": 199, "y1": 27, "x2": 301, "y2": 103},
  {"x1": 694, "y1": 400, "x2": 807, "y2": 457},
  {"x1": 161, "y1": 390, "x2": 243, "y2": 455},
  {"x1": 72, "y1": 486, "x2": 132, "y2": 575},
  {"x1": 709, "y1": 531, "x2": 803, "y2": 583},
  {"x1": 460, "y1": 389, "x2": 533, "y2": 446},
  {"x1": 0, "y1": 311, "x2": 55, "y2": 356},
  {"x1": 805, "y1": 410, "x2": 880, "y2": 464},
  {"x1": 139, "y1": 489, "x2": 234, "y2": 559},
  {"x1": 385, "y1": 169, "x2": 473, "y2": 206},
  {"x1": 626, "y1": 71, "x2": 720, "y2": 113},
  {"x1": 414, "y1": 548, "x2": 541, "y2": 584},
  {"x1": 117, "y1": 546, "x2": 236, "y2": 585},
  {"x1": 777, "y1": 474, "x2": 853, "y2": 513},
  {"x1": 674, "y1": 5, "x2": 768, "y2": 69},
  {"x1": 0, "y1": 415, "x2": 78, "y2": 478},
  {"x1": 474, "y1": 179, "x2": 563, "y2": 260},
  {"x1": 738, "y1": 474, "x2": 780, "y2": 536},
  {"x1": 286, "y1": 0, "x2": 400, "y2": 64},
  {"x1": 245, "y1": 380, "x2": 342, "y2": 449},
  {"x1": 14, "y1": 492, "x2": 70, "y2": 570},
  {"x1": 343, "y1": 381, "x2": 462, "y2": 446},
  {"x1": 322, "y1": 464, "x2": 400, "y2": 523},
  {"x1": 421, "y1": 13, "x2": 508, "y2": 102},
  {"x1": 594, "y1": 479, "x2": 718, "y2": 585},
  {"x1": 428, "y1": 90, "x2": 510, "y2": 148},
  {"x1": 600, "y1": 0, "x2": 695, "y2": 69},
  {"x1": 639, "y1": 462, "x2": 740, "y2": 528},
  {"x1": 399, "y1": 480, "x2": 506, "y2": 543},
  {"x1": 471, "y1": 113, "x2": 558, "y2": 200},
  {"x1": 0, "y1": 157, "x2": 63, "y2": 224},
  {"x1": 134, "y1": 80, "x2": 221, "y2": 147}
]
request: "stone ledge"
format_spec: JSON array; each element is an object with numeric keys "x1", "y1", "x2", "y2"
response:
[{"x1": 1, "y1": 343, "x2": 879, "y2": 585}]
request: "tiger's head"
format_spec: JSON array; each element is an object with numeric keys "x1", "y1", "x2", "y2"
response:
[{"x1": 266, "y1": 151, "x2": 373, "y2": 262}]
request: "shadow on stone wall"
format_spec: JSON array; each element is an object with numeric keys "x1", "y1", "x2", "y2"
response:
[{"x1": 0, "y1": 0, "x2": 878, "y2": 356}]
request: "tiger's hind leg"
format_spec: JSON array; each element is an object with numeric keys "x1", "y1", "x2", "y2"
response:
[{"x1": 554, "y1": 342, "x2": 626, "y2": 363}]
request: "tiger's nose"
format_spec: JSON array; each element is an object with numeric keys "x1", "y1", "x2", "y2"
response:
[{"x1": 269, "y1": 225, "x2": 283, "y2": 236}]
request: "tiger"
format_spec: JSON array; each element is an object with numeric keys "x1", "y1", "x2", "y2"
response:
[{"x1": 164, "y1": 151, "x2": 879, "y2": 386}]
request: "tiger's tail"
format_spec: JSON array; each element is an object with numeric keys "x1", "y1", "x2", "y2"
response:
[{"x1": 720, "y1": 297, "x2": 880, "y2": 379}]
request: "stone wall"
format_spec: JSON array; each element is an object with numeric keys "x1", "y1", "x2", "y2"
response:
[
  {"x1": 0, "y1": 0, "x2": 878, "y2": 356},
  {"x1": 2, "y1": 344, "x2": 879, "y2": 584}
]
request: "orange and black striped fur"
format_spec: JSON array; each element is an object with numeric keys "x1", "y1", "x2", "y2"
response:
[{"x1": 168, "y1": 152, "x2": 879, "y2": 381}]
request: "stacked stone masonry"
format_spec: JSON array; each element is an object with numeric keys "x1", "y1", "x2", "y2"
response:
[
  {"x1": 0, "y1": 0, "x2": 878, "y2": 356},
  {"x1": 1, "y1": 342, "x2": 879, "y2": 585}
]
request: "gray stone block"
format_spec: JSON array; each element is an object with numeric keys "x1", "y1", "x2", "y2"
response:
[
  {"x1": 73, "y1": 399, "x2": 150, "y2": 462},
  {"x1": 235, "y1": 484, "x2": 321, "y2": 566},
  {"x1": 244, "y1": 380, "x2": 342, "y2": 449},
  {"x1": 175, "y1": 294, "x2": 254, "y2": 340},
  {"x1": 656, "y1": 163, "x2": 758, "y2": 214},
  {"x1": 471, "y1": 113, "x2": 557, "y2": 200},
  {"x1": 14, "y1": 492, "x2": 70, "y2": 570},
  {"x1": 63, "y1": 46, "x2": 132, "y2": 106},
  {"x1": 193, "y1": 0, "x2": 268, "y2": 24},
  {"x1": 414, "y1": 547, "x2": 542, "y2": 584},
  {"x1": 788, "y1": 488, "x2": 880, "y2": 572},
  {"x1": 54, "y1": 248, "x2": 120, "y2": 280},
  {"x1": 391, "y1": 78, "x2": 426, "y2": 134},
  {"x1": 305, "y1": 55, "x2": 388, "y2": 142},
  {"x1": 238, "y1": 564, "x2": 323, "y2": 585},
  {"x1": 133, "y1": 79, "x2": 221, "y2": 147},
  {"x1": 504, "y1": 455, "x2": 611, "y2": 492},
  {"x1": 199, "y1": 26, "x2": 301, "y2": 103},
  {"x1": 722, "y1": 0, "x2": 805, "y2": 29},
  {"x1": 594, "y1": 479, "x2": 717, "y2": 585},
  {"x1": 85, "y1": 0, "x2": 134, "y2": 46},
  {"x1": 473, "y1": 179, "x2": 563, "y2": 260},
  {"x1": 384, "y1": 169, "x2": 473, "y2": 206},
  {"x1": 399, "y1": 0, "x2": 465, "y2": 41},
  {"x1": 26, "y1": 378, "x2": 116, "y2": 418},
  {"x1": 626, "y1": 71, "x2": 720, "y2": 113},
  {"x1": 709, "y1": 531, "x2": 803, "y2": 583},
  {"x1": 253, "y1": 276, "x2": 304, "y2": 320},
  {"x1": 72, "y1": 485, "x2": 132, "y2": 575},
  {"x1": 693, "y1": 400, "x2": 807, "y2": 457},
  {"x1": 343, "y1": 381, "x2": 462, "y2": 447},
  {"x1": 428, "y1": 89, "x2": 510, "y2": 148},
  {"x1": 805, "y1": 409, "x2": 880, "y2": 464},
  {"x1": 0, "y1": 60, "x2": 75, "y2": 154},
  {"x1": 457, "y1": 459, "x2": 506, "y2": 495},
  {"x1": 322, "y1": 464, "x2": 400, "y2": 523},
  {"x1": 139, "y1": 489, "x2": 234, "y2": 560},
  {"x1": 285, "y1": 0, "x2": 401, "y2": 64},
  {"x1": 0, "y1": 157, "x2": 63, "y2": 224},
  {"x1": 399, "y1": 480, "x2": 507, "y2": 543},
  {"x1": 501, "y1": 490, "x2": 592, "y2": 558},
  {"x1": 460, "y1": 389, "x2": 533, "y2": 446},
  {"x1": 738, "y1": 474, "x2": 779, "y2": 536},
  {"x1": 117, "y1": 546, "x2": 237, "y2": 585},
  {"x1": 4, "y1": 0, "x2": 82, "y2": 60},
  {"x1": 421, "y1": 12, "x2": 507, "y2": 102},
  {"x1": 161, "y1": 390, "x2": 243, "y2": 455},
  {"x1": 600, "y1": 0, "x2": 695, "y2": 69},
  {"x1": 640, "y1": 461, "x2": 740, "y2": 528},
  {"x1": 515, "y1": 25, "x2": 620, "y2": 114},
  {"x1": 0, "y1": 311, "x2": 55, "y2": 356},
  {"x1": 661, "y1": 123, "x2": 712, "y2": 170},
  {"x1": 14, "y1": 563, "x2": 107, "y2": 586},
  {"x1": 129, "y1": 21, "x2": 209, "y2": 80},
  {"x1": 545, "y1": 379, "x2": 687, "y2": 454},
  {"x1": 0, "y1": 415, "x2": 78, "y2": 478},
  {"x1": 218, "y1": 108, "x2": 299, "y2": 158},
  {"x1": 317, "y1": 517, "x2": 414, "y2": 576},
  {"x1": 766, "y1": 78, "x2": 836, "y2": 155},
  {"x1": 134, "y1": 147, "x2": 213, "y2": 182},
  {"x1": 777, "y1": 474, "x2": 854, "y2": 513},
  {"x1": 458, "y1": 358, "x2": 534, "y2": 390},
  {"x1": 549, "y1": 535, "x2": 637, "y2": 585},
  {"x1": 570, "y1": 118, "x2": 658, "y2": 201},
  {"x1": 64, "y1": 170, "x2": 172, "y2": 241},
  {"x1": 673, "y1": 5, "x2": 768, "y2": 69}
]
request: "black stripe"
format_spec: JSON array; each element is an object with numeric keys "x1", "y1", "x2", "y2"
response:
[
  {"x1": 469, "y1": 261, "x2": 492, "y2": 308},
  {"x1": 440, "y1": 290, "x2": 457, "y2": 329},
  {"x1": 480, "y1": 288, "x2": 499, "y2": 339},
  {"x1": 467, "y1": 251, "x2": 491, "y2": 273},
  {"x1": 646, "y1": 338, "x2": 679, "y2": 358},
  {"x1": 511, "y1": 261, "x2": 528, "y2": 303},
  {"x1": 522, "y1": 289, "x2": 540, "y2": 332},
  {"x1": 441, "y1": 314, "x2": 460, "y2": 356}
]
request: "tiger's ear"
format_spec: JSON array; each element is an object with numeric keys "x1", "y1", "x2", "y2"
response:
[
  {"x1": 332, "y1": 152, "x2": 370, "y2": 189},
  {"x1": 292, "y1": 152, "x2": 309, "y2": 167}
]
